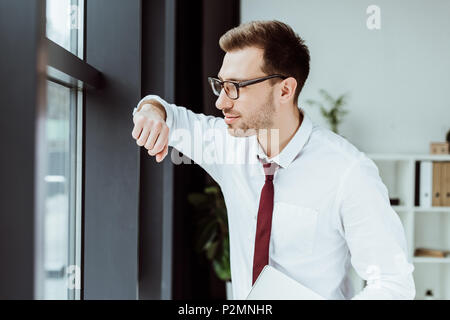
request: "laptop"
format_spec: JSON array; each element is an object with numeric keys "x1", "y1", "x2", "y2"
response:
[{"x1": 246, "y1": 265, "x2": 325, "y2": 300}]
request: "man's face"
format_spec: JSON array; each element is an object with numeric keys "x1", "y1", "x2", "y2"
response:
[{"x1": 216, "y1": 47, "x2": 277, "y2": 137}]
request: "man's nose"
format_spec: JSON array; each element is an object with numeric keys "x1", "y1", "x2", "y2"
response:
[{"x1": 215, "y1": 89, "x2": 233, "y2": 111}]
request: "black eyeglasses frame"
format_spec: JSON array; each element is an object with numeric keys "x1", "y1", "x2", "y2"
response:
[{"x1": 208, "y1": 74, "x2": 288, "y2": 100}]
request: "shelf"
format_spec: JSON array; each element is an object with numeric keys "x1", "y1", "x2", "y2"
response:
[
  {"x1": 367, "y1": 153, "x2": 450, "y2": 161},
  {"x1": 366, "y1": 152, "x2": 450, "y2": 299},
  {"x1": 392, "y1": 205, "x2": 412, "y2": 211},
  {"x1": 413, "y1": 257, "x2": 450, "y2": 264},
  {"x1": 414, "y1": 206, "x2": 450, "y2": 213}
]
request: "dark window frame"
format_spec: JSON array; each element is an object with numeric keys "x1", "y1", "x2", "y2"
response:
[{"x1": 1, "y1": 0, "x2": 49, "y2": 299}]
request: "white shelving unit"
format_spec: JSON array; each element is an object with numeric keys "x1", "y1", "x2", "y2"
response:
[{"x1": 366, "y1": 153, "x2": 450, "y2": 300}]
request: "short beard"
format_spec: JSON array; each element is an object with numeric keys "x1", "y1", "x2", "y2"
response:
[{"x1": 228, "y1": 90, "x2": 275, "y2": 137}]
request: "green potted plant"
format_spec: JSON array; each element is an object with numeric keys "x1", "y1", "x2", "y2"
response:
[
  {"x1": 187, "y1": 184, "x2": 232, "y2": 298},
  {"x1": 305, "y1": 89, "x2": 350, "y2": 134}
]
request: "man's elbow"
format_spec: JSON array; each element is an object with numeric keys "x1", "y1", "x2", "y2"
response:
[
  {"x1": 398, "y1": 282, "x2": 416, "y2": 300},
  {"x1": 382, "y1": 275, "x2": 416, "y2": 300},
  {"x1": 352, "y1": 275, "x2": 416, "y2": 300}
]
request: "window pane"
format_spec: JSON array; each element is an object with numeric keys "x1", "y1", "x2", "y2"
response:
[
  {"x1": 44, "y1": 81, "x2": 81, "y2": 299},
  {"x1": 46, "y1": 0, "x2": 83, "y2": 58}
]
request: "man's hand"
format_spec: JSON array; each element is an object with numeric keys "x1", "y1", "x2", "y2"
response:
[{"x1": 131, "y1": 102, "x2": 169, "y2": 162}]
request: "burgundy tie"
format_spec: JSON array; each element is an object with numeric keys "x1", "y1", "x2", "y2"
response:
[{"x1": 252, "y1": 162, "x2": 277, "y2": 285}]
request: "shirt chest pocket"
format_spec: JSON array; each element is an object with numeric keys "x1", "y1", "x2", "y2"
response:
[{"x1": 271, "y1": 202, "x2": 319, "y2": 257}]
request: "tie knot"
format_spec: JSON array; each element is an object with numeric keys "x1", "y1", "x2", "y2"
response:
[{"x1": 262, "y1": 162, "x2": 277, "y2": 181}]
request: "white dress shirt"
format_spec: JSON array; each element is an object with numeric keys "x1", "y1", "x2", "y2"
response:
[{"x1": 135, "y1": 95, "x2": 416, "y2": 300}]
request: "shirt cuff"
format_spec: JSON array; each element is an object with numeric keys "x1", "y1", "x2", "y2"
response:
[{"x1": 134, "y1": 94, "x2": 174, "y2": 131}]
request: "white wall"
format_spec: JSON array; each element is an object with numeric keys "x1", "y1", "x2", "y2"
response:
[{"x1": 241, "y1": 0, "x2": 450, "y2": 153}]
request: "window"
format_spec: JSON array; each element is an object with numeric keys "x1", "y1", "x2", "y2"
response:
[
  {"x1": 43, "y1": 0, "x2": 84, "y2": 300},
  {"x1": 1, "y1": 0, "x2": 142, "y2": 300},
  {"x1": 46, "y1": 0, "x2": 83, "y2": 58}
]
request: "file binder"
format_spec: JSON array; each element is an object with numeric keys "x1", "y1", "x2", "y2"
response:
[
  {"x1": 246, "y1": 265, "x2": 325, "y2": 300},
  {"x1": 420, "y1": 161, "x2": 432, "y2": 207},
  {"x1": 443, "y1": 162, "x2": 450, "y2": 207},
  {"x1": 432, "y1": 162, "x2": 442, "y2": 206}
]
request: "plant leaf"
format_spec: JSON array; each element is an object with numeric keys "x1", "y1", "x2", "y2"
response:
[
  {"x1": 213, "y1": 253, "x2": 231, "y2": 281},
  {"x1": 320, "y1": 107, "x2": 329, "y2": 118},
  {"x1": 206, "y1": 241, "x2": 219, "y2": 260},
  {"x1": 187, "y1": 193, "x2": 208, "y2": 207},
  {"x1": 195, "y1": 220, "x2": 217, "y2": 253},
  {"x1": 204, "y1": 186, "x2": 219, "y2": 194},
  {"x1": 305, "y1": 99, "x2": 324, "y2": 110},
  {"x1": 319, "y1": 89, "x2": 335, "y2": 105}
]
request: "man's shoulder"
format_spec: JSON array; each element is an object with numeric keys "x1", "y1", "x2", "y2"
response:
[
  {"x1": 310, "y1": 125, "x2": 365, "y2": 161},
  {"x1": 308, "y1": 125, "x2": 370, "y2": 167}
]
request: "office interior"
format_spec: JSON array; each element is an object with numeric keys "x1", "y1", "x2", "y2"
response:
[{"x1": 0, "y1": 0, "x2": 449, "y2": 300}]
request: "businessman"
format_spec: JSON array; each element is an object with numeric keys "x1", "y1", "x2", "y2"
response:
[{"x1": 131, "y1": 20, "x2": 415, "y2": 299}]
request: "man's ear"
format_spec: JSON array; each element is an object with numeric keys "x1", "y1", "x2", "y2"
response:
[{"x1": 279, "y1": 77, "x2": 297, "y2": 103}]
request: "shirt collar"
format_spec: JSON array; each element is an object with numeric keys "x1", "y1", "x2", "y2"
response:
[{"x1": 252, "y1": 107, "x2": 313, "y2": 169}]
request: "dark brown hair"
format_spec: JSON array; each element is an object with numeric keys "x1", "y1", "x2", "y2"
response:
[{"x1": 219, "y1": 20, "x2": 310, "y2": 105}]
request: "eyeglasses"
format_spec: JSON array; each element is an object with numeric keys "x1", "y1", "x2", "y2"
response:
[{"x1": 208, "y1": 74, "x2": 288, "y2": 100}]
